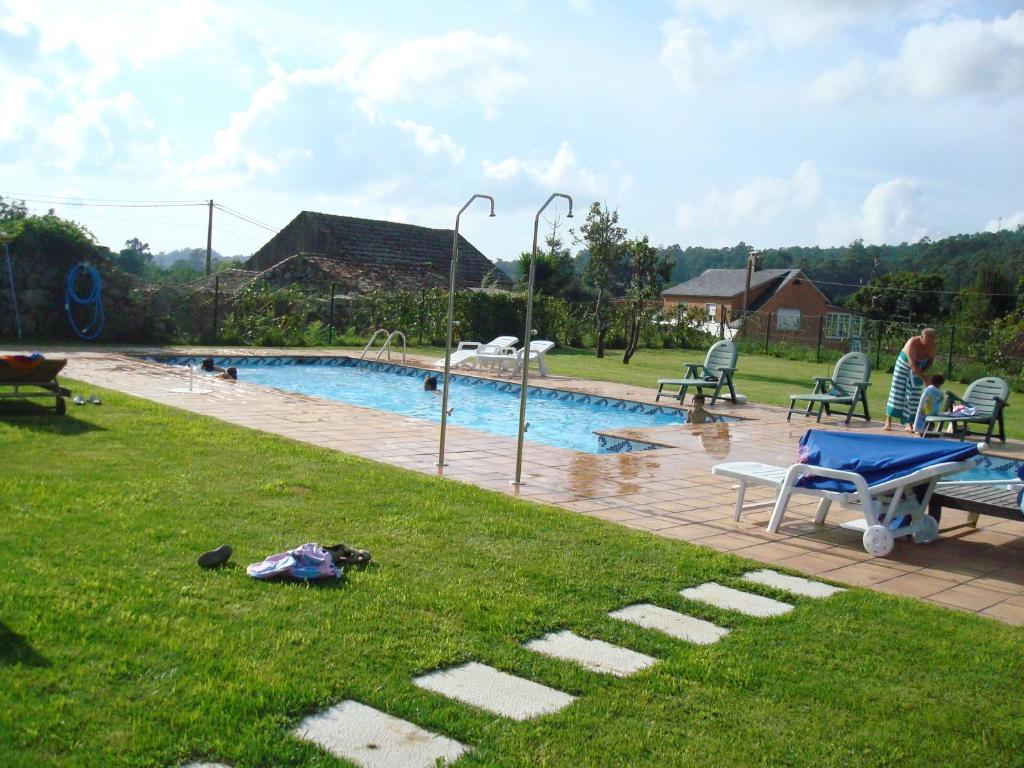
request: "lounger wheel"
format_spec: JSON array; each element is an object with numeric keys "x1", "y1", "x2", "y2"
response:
[
  {"x1": 913, "y1": 514, "x2": 939, "y2": 544},
  {"x1": 55, "y1": 396, "x2": 66, "y2": 415},
  {"x1": 862, "y1": 525, "x2": 894, "y2": 557}
]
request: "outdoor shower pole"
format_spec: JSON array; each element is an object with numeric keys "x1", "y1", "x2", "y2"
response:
[
  {"x1": 513, "y1": 193, "x2": 573, "y2": 486},
  {"x1": 437, "y1": 194, "x2": 495, "y2": 468}
]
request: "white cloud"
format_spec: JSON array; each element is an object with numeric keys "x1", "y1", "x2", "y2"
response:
[
  {"x1": 0, "y1": 67, "x2": 47, "y2": 142},
  {"x1": 660, "y1": 19, "x2": 756, "y2": 91},
  {"x1": 671, "y1": 0, "x2": 949, "y2": 48},
  {"x1": 483, "y1": 142, "x2": 626, "y2": 198},
  {"x1": 860, "y1": 178, "x2": 924, "y2": 243},
  {"x1": 0, "y1": 0, "x2": 227, "y2": 91},
  {"x1": 37, "y1": 91, "x2": 157, "y2": 173},
  {"x1": 985, "y1": 211, "x2": 1024, "y2": 232},
  {"x1": 810, "y1": 11, "x2": 1024, "y2": 103},
  {"x1": 817, "y1": 177, "x2": 928, "y2": 246},
  {"x1": 676, "y1": 160, "x2": 821, "y2": 230},
  {"x1": 352, "y1": 30, "x2": 528, "y2": 117},
  {"x1": 392, "y1": 120, "x2": 465, "y2": 164}
]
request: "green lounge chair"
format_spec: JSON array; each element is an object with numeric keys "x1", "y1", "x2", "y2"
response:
[
  {"x1": 655, "y1": 339, "x2": 738, "y2": 405},
  {"x1": 924, "y1": 376, "x2": 1009, "y2": 443},
  {"x1": 787, "y1": 351, "x2": 871, "y2": 424}
]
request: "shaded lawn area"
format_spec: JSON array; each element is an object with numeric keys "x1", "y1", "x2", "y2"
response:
[
  {"x1": 1, "y1": 384, "x2": 1023, "y2": 767},
  {"x1": 407, "y1": 344, "x2": 1020, "y2": 439}
]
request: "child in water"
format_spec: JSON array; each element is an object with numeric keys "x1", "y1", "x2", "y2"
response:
[
  {"x1": 423, "y1": 375, "x2": 438, "y2": 391},
  {"x1": 913, "y1": 374, "x2": 945, "y2": 435},
  {"x1": 687, "y1": 392, "x2": 711, "y2": 425}
]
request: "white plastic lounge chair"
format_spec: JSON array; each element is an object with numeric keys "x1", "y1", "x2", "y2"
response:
[
  {"x1": 713, "y1": 430, "x2": 981, "y2": 557},
  {"x1": 655, "y1": 340, "x2": 738, "y2": 405},
  {"x1": 513, "y1": 340, "x2": 555, "y2": 377},
  {"x1": 924, "y1": 376, "x2": 1009, "y2": 443},
  {"x1": 434, "y1": 336, "x2": 518, "y2": 369},
  {"x1": 786, "y1": 352, "x2": 872, "y2": 424}
]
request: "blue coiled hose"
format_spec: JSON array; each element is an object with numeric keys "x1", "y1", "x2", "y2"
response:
[{"x1": 65, "y1": 264, "x2": 104, "y2": 340}]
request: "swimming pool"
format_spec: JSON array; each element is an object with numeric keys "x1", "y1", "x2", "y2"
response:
[
  {"x1": 950, "y1": 454, "x2": 1022, "y2": 483},
  {"x1": 148, "y1": 356, "x2": 721, "y2": 454}
]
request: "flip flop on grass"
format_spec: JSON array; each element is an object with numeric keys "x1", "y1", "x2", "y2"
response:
[{"x1": 197, "y1": 544, "x2": 233, "y2": 569}]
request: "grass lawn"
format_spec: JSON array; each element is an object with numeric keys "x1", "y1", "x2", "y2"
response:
[
  {"x1": 2, "y1": 384, "x2": 1023, "y2": 767},
  {"x1": 405, "y1": 344, "x2": 1021, "y2": 439}
]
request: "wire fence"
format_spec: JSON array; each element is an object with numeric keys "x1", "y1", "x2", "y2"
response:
[{"x1": 8, "y1": 273, "x2": 1024, "y2": 390}]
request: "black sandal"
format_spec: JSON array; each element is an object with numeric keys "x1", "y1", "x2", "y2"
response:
[{"x1": 325, "y1": 543, "x2": 372, "y2": 567}]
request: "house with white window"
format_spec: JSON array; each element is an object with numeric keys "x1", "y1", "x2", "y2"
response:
[{"x1": 661, "y1": 268, "x2": 863, "y2": 348}]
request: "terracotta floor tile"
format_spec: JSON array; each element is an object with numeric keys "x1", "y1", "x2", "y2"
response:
[
  {"x1": 699, "y1": 532, "x2": 776, "y2": 552},
  {"x1": 979, "y1": 600, "x2": 1024, "y2": 625},
  {"x1": 623, "y1": 516, "x2": 685, "y2": 532},
  {"x1": 872, "y1": 573, "x2": 963, "y2": 599},
  {"x1": 774, "y1": 550, "x2": 868, "y2": 576},
  {"x1": 928, "y1": 583, "x2": 1009, "y2": 612},
  {"x1": 823, "y1": 561, "x2": 911, "y2": 587},
  {"x1": 729, "y1": 541, "x2": 819, "y2": 563}
]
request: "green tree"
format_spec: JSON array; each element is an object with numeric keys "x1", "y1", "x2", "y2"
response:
[
  {"x1": 516, "y1": 215, "x2": 577, "y2": 297},
  {"x1": 113, "y1": 237, "x2": 153, "y2": 277},
  {"x1": 622, "y1": 235, "x2": 674, "y2": 364},
  {"x1": 956, "y1": 263, "x2": 1017, "y2": 330},
  {"x1": 0, "y1": 196, "x2": 28, "y2": 223},
  {"x1": 576, "y1": 202, "x2": 626, "y2": 358},
  {"x1": 845, "y1": 272, "x2": 946, "y2": 323}
]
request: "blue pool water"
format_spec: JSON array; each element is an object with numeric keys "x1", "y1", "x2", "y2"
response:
[
  {"x1": 950, "y1": 454, "x2": 1022, "y2": 483},
  {"x1": 151, "y1": 356, "x2": 713, "y2": 453}
]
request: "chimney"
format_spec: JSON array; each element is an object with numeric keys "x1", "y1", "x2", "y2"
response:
[{"x1": 742, "y1": 248, "x2": 761, "y2": 313}]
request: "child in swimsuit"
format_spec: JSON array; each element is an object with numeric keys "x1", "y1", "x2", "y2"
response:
[
  {"x1": 913, "y1": 374, "x2": 945, "y2": 436},
  {"x1": 687, "y1": 392, "x2": 711, "y2": 425}
]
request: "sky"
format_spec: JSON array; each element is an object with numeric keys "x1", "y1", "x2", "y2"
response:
[{"x1": 1, "y1": 0, "x2": 1022, "y2": 262}]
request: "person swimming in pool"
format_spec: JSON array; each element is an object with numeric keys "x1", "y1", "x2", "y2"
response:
[{"x1": 424, "y1": 375, "x2": 438, "y2": 391}]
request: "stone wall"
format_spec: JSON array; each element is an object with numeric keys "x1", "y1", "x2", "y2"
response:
[{"x1": 0, "y1": 252, "x2": 149, "y2": 342}]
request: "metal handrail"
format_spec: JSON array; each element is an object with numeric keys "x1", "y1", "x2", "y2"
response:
[
  {"x1": 375, "y1": 330, "x2": 407, "y2": 363},
  {"x1": 360, "y1": 328, "x2": 389, "y2": 360}
]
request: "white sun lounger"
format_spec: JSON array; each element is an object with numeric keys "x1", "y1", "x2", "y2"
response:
[
  {"x1": 514, "y1": 340, "x2": 555, "y2": 376},
  {"x1": 435, "y1": 336, "x2": 518, "y2": 369},
  {"x1": 712, "y1": 462, "x2": 790, "y2": 521},
  {"x1": 713, "y1": 432, "x2": 981, "y2": 557}
]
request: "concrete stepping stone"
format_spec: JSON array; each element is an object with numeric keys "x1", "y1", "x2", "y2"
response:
[
  {"x1": 680, "y1": 582, "x2": 793, "y2": 617},
  {"x1": 524, "y1": 630, "x2": 657, "y2": 676},
  {"x1": 742, "y1": 569, "x2": 846, "y2": 599},
  {"x1": 413, "y1": 661, "x2": 576, "y2": 720},
  {"x1": 608, "y1": 603, "x2": 729, "y2": 645},
  {"x1": 293, "y1": 700, "x2": 467, "y2": 768}
]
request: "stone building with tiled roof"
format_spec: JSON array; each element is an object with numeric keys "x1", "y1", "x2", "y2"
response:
[{"x1": 246, "y1": 211, "x2": 512, "y2": 294}]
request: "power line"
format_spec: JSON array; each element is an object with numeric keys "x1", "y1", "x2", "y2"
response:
[
  {"x1": 0, "y1": 191, "x2": 207, "y2": 205},
  {"x1": 810, "y1": 277, "x2": 1018, "y2": 298},
  {"x1": 213, "y1": 203, "x2": 279, "y2": 233},
  {"x1": 213, "y1": 202, "x2": 278, "y2": 232},
  {"x1": 4, "y1": 195, "x2": 206, "y2": 209}
]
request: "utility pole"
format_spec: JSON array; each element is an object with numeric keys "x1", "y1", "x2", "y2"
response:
[{"x1": 205, "y1": 199, "x2": 214, "y2": 276}]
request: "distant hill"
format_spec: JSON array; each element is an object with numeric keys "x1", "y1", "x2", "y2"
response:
[
  {"x1": 492, "y1": 259, "x2": 518, "y2": 280},
  {"x1": 152, "y1": 247, "x2": 245, "y2": 269}
]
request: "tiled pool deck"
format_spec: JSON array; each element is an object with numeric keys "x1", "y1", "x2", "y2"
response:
[{"x1": 26, "y1": 348, "x2": 1024, "y2": 625}]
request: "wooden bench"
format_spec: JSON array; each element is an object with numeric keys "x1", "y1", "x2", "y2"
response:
[{"x1": 928, "y1": 484, "x2": 1020, "y2": 531}]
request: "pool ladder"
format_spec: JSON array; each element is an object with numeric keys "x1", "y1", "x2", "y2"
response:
[{"x1": 360, "y1": 328, "x2": 406, "y2": 364}]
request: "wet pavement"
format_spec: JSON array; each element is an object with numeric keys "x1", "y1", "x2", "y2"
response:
[{"x1": 15, "y1": 346, "x2": 1024, "y2": 625}]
